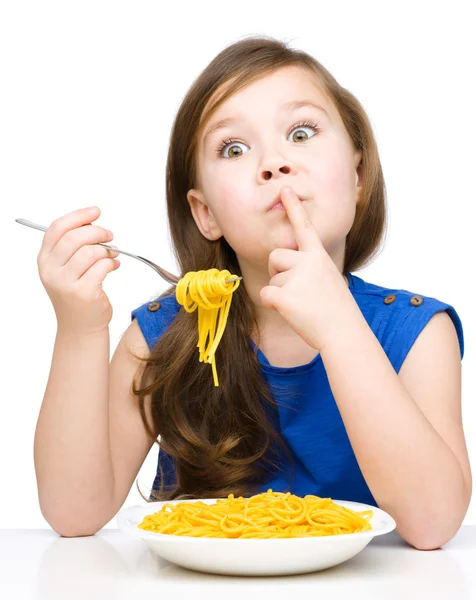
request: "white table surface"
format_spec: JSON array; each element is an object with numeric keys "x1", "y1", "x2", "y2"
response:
[{"x1": 0, "y1": 526, "x2": 475, "y2": 599}]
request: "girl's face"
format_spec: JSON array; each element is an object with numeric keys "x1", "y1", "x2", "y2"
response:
[{"x1": 188, "y1": 65, "x2": 363, "y2": 272}]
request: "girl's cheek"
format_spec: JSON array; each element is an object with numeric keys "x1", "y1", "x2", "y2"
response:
[
  {"x1": 218, "y1": 191, "x2": 249, "y2": 215},
  {"x1": 318, "y1": 155, "x2": 354, "y2": 196}
]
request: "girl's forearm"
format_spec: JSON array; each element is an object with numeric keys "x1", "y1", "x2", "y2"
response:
[
  {"x1": 34, "y1": 327, "x2": 115, "y2": 536},
  {"x1": 318, "y1": 302, "x2": 469, "y2": 550}
]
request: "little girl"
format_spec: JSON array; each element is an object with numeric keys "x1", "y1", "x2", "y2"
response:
[{"x1": 34, "y1": 36, "x2": 471, "y2": 550}]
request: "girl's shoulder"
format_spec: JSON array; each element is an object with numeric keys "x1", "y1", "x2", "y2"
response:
[
  {"x1": 130, "y1": 293, "x2": 181, "y2": 352},
  {"x1": 347, "y1": 272, "x2": 464, "y2": 371}
]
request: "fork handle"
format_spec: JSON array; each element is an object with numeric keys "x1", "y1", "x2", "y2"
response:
[{"x1": 15, "y1": 218, "x2": 48, "y2": 233}]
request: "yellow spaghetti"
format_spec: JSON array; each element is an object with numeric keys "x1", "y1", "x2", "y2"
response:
[
  {"x1": 175, "y1": 268, "x2": 241, "y2": 387},
  {"x1": 137, "y1": 489, "x2": 373, "y2": 538}
]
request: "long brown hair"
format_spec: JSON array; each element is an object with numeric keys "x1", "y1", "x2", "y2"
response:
[{"x1": 129, "y1": 35, "x2": 387, "y2": 502}]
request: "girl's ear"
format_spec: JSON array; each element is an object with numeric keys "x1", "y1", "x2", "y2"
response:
[{"x1": 187, "y1": 189, "x2": 223, "y2": 241}]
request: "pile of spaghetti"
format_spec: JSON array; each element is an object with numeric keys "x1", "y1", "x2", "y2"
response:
[
  {"x1": 137, "y1": 489, "x2": 373, "y2": 538},
  {"x1": 175, "y1": 268, "x2": 241, "y2": 387}
]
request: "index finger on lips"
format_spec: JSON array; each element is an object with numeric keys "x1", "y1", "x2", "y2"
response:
[
  {"x1": 41, "y1": 206, "x2": 102, "y2": 255},
  {"x1": 279, "y1": 186, "x2": 320, "y2": 252}
]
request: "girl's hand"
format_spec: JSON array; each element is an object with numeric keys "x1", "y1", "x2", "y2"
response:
[
  {"x1": 260, "y1": 185, "x2": 354, "y2": 352},
  {"x1": 37, "y1": 207, "x2": 121, "y2": 335}
]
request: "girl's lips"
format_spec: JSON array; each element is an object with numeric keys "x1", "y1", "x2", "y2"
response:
[{"x1": 267, "y1": 195, "x2": 308, "y2": 211}]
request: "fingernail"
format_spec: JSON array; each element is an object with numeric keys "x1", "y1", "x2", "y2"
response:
[{"x1": 282, "y1": 186, "x2": 292, "y2": 196}]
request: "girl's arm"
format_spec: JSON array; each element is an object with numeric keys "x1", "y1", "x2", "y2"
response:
[
  {"x1": 34, "y1": 321, "x2": 157, "y2": 537},
  {"x1": 319, "y1": 304, "x2": 472, "y2": 551},
  {"x1": 34, "y1": 327, "x2": 115, "y2": 535}
]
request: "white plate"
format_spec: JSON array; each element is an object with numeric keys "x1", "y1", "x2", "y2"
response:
[{"x1": 117, "y1": 497, "x2": 396, "y2": 576}]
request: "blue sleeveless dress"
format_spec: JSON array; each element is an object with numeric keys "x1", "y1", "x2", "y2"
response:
[{"x1": 131, "y1": 272, "x2": 464, "y2": 506}]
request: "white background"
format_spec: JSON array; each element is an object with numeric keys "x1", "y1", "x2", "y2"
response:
[{"x1": 1, "y1": 1, "x2": 474, "y2": 528}]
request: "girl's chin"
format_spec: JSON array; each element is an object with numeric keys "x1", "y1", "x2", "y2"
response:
[
  {"x1": 270, "y1": 231, "x2": 299, "y2": 250},
  {"x1": 279, "y1": 240, "x2": 299, "y2": 251}
]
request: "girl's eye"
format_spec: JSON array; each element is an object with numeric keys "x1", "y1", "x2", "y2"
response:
[
  {"x1": 216, "y1": 138, "x2": 248, "y2": 159},
  {"x1": 215, "y1": 120, "x2": 320, "y2": 159}
]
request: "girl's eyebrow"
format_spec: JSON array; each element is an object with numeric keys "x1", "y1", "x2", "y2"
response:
[{"x1": 202, "y1": 100, "x2": 329, "y2": 148}]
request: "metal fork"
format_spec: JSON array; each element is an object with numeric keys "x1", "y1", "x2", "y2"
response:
[{"x1": 15, "y1": 218, "x2": 242, "y2": 287}]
